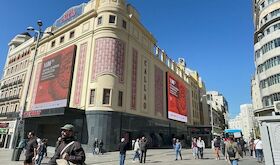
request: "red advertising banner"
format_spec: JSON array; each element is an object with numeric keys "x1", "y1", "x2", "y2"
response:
[
  {"x1": 32, "y1": 45, "x2": 76, "y2": 110},
  {"x1": 167, "y1": 72, "x2": 188, "y2": 122}
]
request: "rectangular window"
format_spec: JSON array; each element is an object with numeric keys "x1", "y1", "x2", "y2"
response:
[
  {"x1": 51, "y1": 40, "x2": 55, "y2": 48},
  {"x1": 122, "y1": 20, "x2": 127, "y2": 29},
  {"x1": 103, "y1": 89, "x2": 111, "y2": 104},
  {"x1": 109, "y1": 15, "x2": 116, "y2": 23},
  {"x1": 97, "y1": 16, "x2": 102, "y2": 25},
  {"x1": 89, "y1": 89, "x2": 95, "y2": 104},
  {"x1": 118, "y1": 91, "x2": 123, "y2": 106},
  {"x1": 60, "y1": 36, "x2": 65, "y2": 43},
  {"x1": 70, "y1": 31, "x2": 75, "y2": 39}
]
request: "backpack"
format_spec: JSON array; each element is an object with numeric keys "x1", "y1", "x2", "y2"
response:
[
  {"x1": 214, "y1": 139, "x2": 221, "y2": 147},
  {"x1": 227, "y1": 145, "x2": 236, "y2": 158}
]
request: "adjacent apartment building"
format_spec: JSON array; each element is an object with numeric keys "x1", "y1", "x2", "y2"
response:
[
  {"x1": 0, "y1": 0, "x2": 210, "y2": 150},
  {"x1": 252, "y1": 0, "x2": 280, "y2": 116},
  {"x1": 205, "y1": 91, "x2": 229, "y2": 136},
  {"x1": 229, "y1": 104, "x2": 255, "y2": 140}
]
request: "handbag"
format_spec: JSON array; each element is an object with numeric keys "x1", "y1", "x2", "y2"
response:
[
  {"x1": 56, "y1": 141, "x2": 75, "y2": 165},
  {"x1": 56, "y1": 158, "x2": 74, "y2": 165}
]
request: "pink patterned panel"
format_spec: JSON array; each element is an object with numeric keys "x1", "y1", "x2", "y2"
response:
[
  {"x1": 74, "y1": 42, "x2": 87, "y2": 106},
  {"x1": 92, "y1": 38, "x2": 125, "y2": 83},
  {"x1": 30, "y1": 62, "x2": 42, "y2": 110},
  {"x1": 131, "y1": 49, "x2": 138, "y2": 110},
  {"x1": 154, "y1": 65, "x2": 163, "y2": 115}
]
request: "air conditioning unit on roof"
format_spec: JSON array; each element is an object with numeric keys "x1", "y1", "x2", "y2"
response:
[{"x1": 274, "y1": 101, "x2": 280, "y2": 112}]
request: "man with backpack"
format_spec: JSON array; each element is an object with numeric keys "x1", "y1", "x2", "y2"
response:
[{"x1": 225, "y1": 137, "x2": 242, "y2": 165}]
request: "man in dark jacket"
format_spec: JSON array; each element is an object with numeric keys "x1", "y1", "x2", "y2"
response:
[
  {"x1": 140, "y1": 136, "x2": 148, "y2": 163},
  {"x1": 48, "y1": 124, "x2": 85, "y2": 165},
  {"x1": 24, "y1": 131, "x2": 38, "y2": 165},
  {"x1": 119, "y1": 138, "x2": 128, "y2": 165}
]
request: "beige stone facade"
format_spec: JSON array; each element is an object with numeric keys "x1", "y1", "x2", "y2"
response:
[{"x1": 0, "y1": 0, "x2": 209, "y2": 150}]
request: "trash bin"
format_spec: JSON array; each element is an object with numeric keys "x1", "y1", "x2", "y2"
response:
[{"x1": 11, "y1": 148, "x2": 22, "y2": 161}]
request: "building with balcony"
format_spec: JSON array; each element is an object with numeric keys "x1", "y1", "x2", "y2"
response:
[{"x1": 0, "y1": 32, "x2": 33, "y2": 149}]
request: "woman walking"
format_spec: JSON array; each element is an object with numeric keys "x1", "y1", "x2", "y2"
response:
[
  {"x1": 191, "y1": 138, "x2": 198, "y2": 159},
  {"x1": 213, "y1": 136, "x2": 221, "y2": 160},
  {"x1": 132, "y1": 138, "x2": 140, "y2": 162}
]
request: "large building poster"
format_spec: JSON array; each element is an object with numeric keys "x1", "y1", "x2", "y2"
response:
[
  {"x1": 32, "y1": 45, "x2": 76, "y2": 110},
  {"x1": 167, "y1": 72, "x2": 188, "y2": 122}
]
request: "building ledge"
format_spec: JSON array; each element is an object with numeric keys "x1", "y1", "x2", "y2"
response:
[
  {"x1": 254, "y1": 106, "x2": 274, "y2": 113},
  {"x1": 256, "y1": 115, "x2": 280, "y2": 122}
]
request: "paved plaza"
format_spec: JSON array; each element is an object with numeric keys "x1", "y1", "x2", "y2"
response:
[{"x1": 0, "y1": 148, "x2": 264, "y2": 165}]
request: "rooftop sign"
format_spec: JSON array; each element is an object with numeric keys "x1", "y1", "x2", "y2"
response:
[{"x1": 54, "y1": 3, "x2": 85, "y2": 28}]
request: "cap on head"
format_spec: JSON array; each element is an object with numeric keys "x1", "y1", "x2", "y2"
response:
[
  {"x1": 121, "y1": 138, "x2": 125, "y2": 142},
  {"x1": 61, "y1": 124, "x2": 74, "y2": 131}
]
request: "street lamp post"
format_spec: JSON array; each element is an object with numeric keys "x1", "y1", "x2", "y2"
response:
[
  {"x1": 21, "y1": 20, "x2": 53, "y2": 118},
  {"x1": 12, "y1": 20, "x2": 53, "y2": 161}
]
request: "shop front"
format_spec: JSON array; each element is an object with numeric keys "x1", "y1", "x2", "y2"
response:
[{"x1": 0, "y1": 120, "x2": 16, "y2": 149}]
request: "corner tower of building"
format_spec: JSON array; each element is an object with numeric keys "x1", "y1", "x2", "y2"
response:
[{"x1": 252, "y1": 0, "x2": 280, "y2": 116}]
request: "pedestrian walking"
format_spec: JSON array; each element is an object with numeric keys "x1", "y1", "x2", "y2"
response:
[
  {"x1": 17, "y1": 138, "x2": 27, "y2": 159},
  {"x1": 48, "y1": 124, "x2": 86, "y2": 165},
  {"x1": 24, "y1": 131, "x2": 38, "y2": 165},
  {"x1": 239, "y1": 138, "x2": 247, "y2": 156},
  {"x1": 249, "y1": 138, "x2": 254, "y2": 157},
  {"x1": 132, "y1": 138, "x2": 140, "y2": 162},
  {"x1": 191, "y1": 137, "x2": 198, "y2": 159},
  {"x1": 36, "y1": 139, "x2": 48, "y2": 165},
  {"x1": 119, "y1": 138, "x2": 128, "y2": 165},
  {"x1": 35, "y1": 138, "x2": 43, "y2": 164},
  {"x1": 175, "y1": 139, "x2": 182, "y2": 160},
  {"x1": 222, "y1": 138, "x2": 229, "y2": 161},
  {"x1": 225, "y1": 137, "x2": 242, "y2": 165},
  {"x1": 197, "y1": 137, "x2": 205, "y2": 159},
  {"x1": 99, "y1": 139, "x2": 104, "y2": 155},
  {"x1": 254, "y1": 136, "x2": 263, "y2": 163},
  {"x1": 140, "y1": 136, "x2": 148, "y2": 163},
  {"x1": 172, "y1": 138, "x2": 176, "y2": 150},
  {"x1": 93, "y1": 138, "x2": 99, "y2": 155},
  {"x1": 213, "y1": 136, "x2": 221, "y2": 160}
]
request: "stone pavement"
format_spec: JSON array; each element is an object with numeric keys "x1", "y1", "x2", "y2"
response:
[{"x1": 0, "y1": 148, "x2": 264, "y2": 165}]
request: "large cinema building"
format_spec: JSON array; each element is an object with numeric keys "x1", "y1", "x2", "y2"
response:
[{"x1": 0, "y1": 0, "x2": 210, "y2": 151}]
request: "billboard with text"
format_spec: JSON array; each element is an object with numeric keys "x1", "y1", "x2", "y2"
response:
[
  {"x1": 167, "y1": 72, "x2": 188, "y2": 122},
  {"x1": 32, "y1": 45, "x2": 76, "y2": 110}
]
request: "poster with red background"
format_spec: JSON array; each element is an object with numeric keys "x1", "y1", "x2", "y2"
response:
[
  {"x1": 32, "y1": 45, "x2": 76, "y2": 110},
  {"x1": 167, "y1": 72, "x2": 188, "y2": 122}
]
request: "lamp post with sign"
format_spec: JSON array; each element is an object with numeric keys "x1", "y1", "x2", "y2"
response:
[{"x1": 12, "y1": 20, "x2": 53, "y2": 161}]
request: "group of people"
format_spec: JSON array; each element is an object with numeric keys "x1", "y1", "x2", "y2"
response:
[
  {"x1": 210, "y1": 135, "x2": 264, "y2": 165},
  {"x1": 23, "y1": 124, "x2": 86, "y2": 165},
  {"x1": 21, "y1": 125, "x2": 264, "y2": 165},
  {"x1": 171, "y1": 137, "x2": 206, "y2": 161},
  {"x1": 190, "y1": 137, "x2": 205, "y2": 159},
  {"x1": 119, "y1": 136, "x2": 148, "y2": 165}
]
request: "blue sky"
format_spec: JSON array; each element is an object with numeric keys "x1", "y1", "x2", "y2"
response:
[{"x1": 0, "y1": 0, "x2": 254, "y2": 118}]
